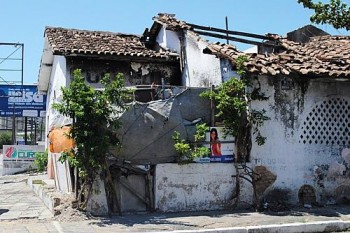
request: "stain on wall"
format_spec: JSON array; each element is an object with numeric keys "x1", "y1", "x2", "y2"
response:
[{"x1": 268, "y1": 75, "x2": 308, "y2": 131}]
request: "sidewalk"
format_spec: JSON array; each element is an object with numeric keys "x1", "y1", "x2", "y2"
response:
[{"x1": 2, "y1": 173, "x2": 350, "y2": 232}]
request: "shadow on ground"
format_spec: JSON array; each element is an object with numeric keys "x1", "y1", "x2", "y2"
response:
[
  {"x1": 90, "y1": 209, "x2": 254, "y2": 228},
  {"x1": 261, "y1": 204, "x2": 350, "y2": 217},
  {"x1": 0, "y1": 209, "x2": 9, "y2": 215}
]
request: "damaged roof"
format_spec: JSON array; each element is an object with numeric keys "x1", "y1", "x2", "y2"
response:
[
  {"x1": 205, "y1": 35, "x2": 350, "y2": 78},
  {"x1": 44, "y1": 26, "x2": 178, "y2": 60},
  {"x1": 152, "y1": 13, "x2": 192, "y2": 31}
]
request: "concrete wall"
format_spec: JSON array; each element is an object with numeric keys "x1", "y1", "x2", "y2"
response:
[
  {"x1": 155, "y1": 163, "x2": 236, "y2": 212},
  {"x1": 249, "y1": 76, "x2": 350, "y2": 206}
]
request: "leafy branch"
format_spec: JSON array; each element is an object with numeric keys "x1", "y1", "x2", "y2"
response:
[
  {"x1": 172, "y1": 123, "x2": 210, "y2": 164},
  {"x1": 298, "y1": 0, "x2": 350, "y2": 30}
]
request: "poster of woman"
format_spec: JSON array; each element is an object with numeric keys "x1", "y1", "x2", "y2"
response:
[
  {"x1": 210, "y1": 128, "x2": 222, "y2": 156},
  {"x1": 207, "y1": 127, "x2": 235, "y2": 162}
]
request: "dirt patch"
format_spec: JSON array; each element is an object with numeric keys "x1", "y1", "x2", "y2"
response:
[{"x1": 52, "y1": 194, "x2": 95, "y2": 222}]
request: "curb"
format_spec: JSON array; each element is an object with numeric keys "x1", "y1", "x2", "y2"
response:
[
  {"x1": 27, "y1": 175, "x2": 61, "y2": 215},
  {"x1": 162, "y1": 220, "x2": 350, "y2": 233}
]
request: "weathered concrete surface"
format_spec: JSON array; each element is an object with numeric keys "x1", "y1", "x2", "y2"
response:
[{"x1": 155, "y1": 163, "x2": 236, "y2": 212}]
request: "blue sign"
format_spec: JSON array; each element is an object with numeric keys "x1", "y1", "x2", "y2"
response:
[{"x1": 0, "y1": 85, "x2": 46, "y2": 117}]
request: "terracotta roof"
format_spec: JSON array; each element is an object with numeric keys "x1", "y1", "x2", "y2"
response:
[
  {"x1": 44, "y1": 26, "x2": 178, "y2": 60},
  {"x1": 152, "y1": 13, "x2": 192, "y2": 31},
  {"x1": 205, "y1": 35, "x2": 350, "y2": 78}
]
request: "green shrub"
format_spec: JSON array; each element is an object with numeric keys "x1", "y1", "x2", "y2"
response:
[
  {"x1": 34, "y1": 150, "x2": 48, "y2": 172},
  {"x1": 0, "y1": 132, "x2": 12, "y2": 149}
]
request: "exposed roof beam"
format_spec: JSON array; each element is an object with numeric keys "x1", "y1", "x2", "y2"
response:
[
  {"x1": 193, "y1": 30, "x2": 280, "y2": 47},
  {"x1": 187, "y1": 23, "x2": 274, "y2": 41}
]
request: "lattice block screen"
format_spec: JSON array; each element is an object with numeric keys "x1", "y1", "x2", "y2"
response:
[{"x1": 299, "y1": 98, "x2": 350, "y2": 145}]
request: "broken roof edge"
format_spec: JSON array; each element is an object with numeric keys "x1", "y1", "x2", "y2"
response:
[
  {"x1": 148, "y1": 13, "x2": 211, "y2": 45},
  {"x1": 152, "y1": 13, "x2": 193, "y2": 31}
]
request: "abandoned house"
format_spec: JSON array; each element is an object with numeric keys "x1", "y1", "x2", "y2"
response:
[
  {"x1": 38, "y1": 13, "x2": 350, "y2": 215},
  {"x1": 37, "y1": 19, "x2": 225, "y2": 214}
]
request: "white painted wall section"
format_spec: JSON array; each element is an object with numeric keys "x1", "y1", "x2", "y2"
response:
[
  {"x1": 155, "y1": 163, "x2": 236, "y2": 212},
  {"x1": 182, "y1": 32, "x2": 221, "y2": 87},
  {"x1": 156, "y1": 27, "x2": 180, "y2": 53},
  {"x1": 45, "y1": 55, "x2": 68, "y2": 138}
]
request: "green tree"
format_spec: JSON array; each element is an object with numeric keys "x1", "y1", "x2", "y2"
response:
[
  {"x1": 298, "y1": 0, "x2": 350, "y2": 30},
  {"x1": 53, "y1": 69, "x2": 131, "y2": 210}
]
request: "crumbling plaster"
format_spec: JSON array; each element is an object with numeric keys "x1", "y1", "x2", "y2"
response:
[{"x1": 250, "y1": 75, "x2": 350, "y2": 205}]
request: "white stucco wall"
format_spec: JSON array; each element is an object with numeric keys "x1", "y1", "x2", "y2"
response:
[
  {"x1": 250, "y1": 76, "x2": 350, "y2": 205},
  {"x1": 156, "y1": 27, "x2": 180, "y2": 53},
  {"x1": 155, "y1": 163, "x2": 236, "y2": 212},
  {"x1": 157, "y1": 27, "x2": 222, "y2": 87},
  {"x1": 45, "y1": 55, "x2": 68, "y2": 143},
  {"x1": 182, "y1": 32, "x2": 222, "y2": 87}
]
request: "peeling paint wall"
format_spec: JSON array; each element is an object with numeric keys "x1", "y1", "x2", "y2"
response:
[
  {"x1": 250, "y1": 76, "x2": 350, "y2": 206},
  {"x1": 155, "y1": 163, "x2": 236, "y2": 212}
]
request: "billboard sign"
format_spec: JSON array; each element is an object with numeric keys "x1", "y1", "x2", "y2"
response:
[{"x1": 0, "y1": 85, "x2": 46, "y2": 117}]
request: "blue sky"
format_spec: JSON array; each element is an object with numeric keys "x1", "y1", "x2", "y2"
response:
[{"x1": 0, "y1": 0, "x2": 349, "y2": 85}]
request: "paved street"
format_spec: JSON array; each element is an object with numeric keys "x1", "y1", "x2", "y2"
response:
[{"x1": 2, "y1": 173, "x2": 350, "y2": 232}]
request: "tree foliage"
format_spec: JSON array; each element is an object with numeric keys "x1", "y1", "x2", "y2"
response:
[
  {"x1": 53, "y1": 69, "x2": 131, "y2": 209},
  {"x1": 298, "y1": 0, "x2": 350, "y2": 30}
]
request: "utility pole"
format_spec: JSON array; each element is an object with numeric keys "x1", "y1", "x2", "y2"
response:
[{"x1": 225, "y1": 16, "x2": 229, "y2": 44}]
